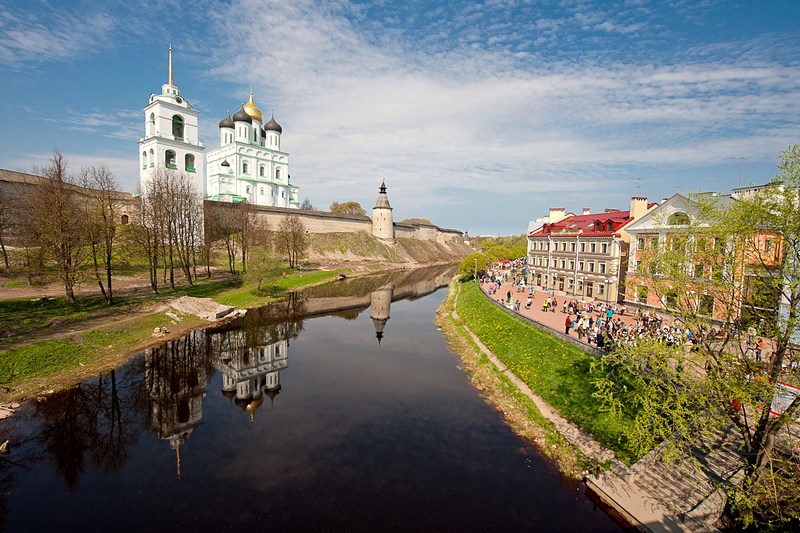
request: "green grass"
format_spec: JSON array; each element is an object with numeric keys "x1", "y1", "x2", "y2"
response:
[
  {"x1": 456, "y1": 280, "x2": 639, "y2": 463},
  {"x1": 0, "y1": 339, "x2": 92, "y2": 382},
  {"x1": 5, "y1": 280, "x2": 31, "y2": 288}
]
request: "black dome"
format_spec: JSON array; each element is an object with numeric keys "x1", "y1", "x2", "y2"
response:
[
  {"x1": 233, "y1": 106, "x2": 252, "y2": 123},
  {"x1": 219, "y1": 111, "x2": 234, "y2": 129},
  {"x1": 264, "y1": 114, "x2": 282, "y2": 133}
]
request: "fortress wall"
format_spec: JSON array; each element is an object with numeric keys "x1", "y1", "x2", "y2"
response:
[{"x1": 205, "y1": 200, "x2": 463, "y2": 242}]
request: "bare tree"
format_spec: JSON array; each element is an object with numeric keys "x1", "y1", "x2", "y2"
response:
[
  {"x1": 29, "y1": 150, "x2": 86, "y2": 307},
  {"x1": 276, "y1": 215, "x2": 307, "y2": 269},
  {"x1": 0, "y1": 187, "x2": 14, "y2": 271},
  {"x1": 79, "y1": 165, "x2": 119, "y2": 304}
]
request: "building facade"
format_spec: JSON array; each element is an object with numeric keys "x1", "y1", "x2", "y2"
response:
[
  {"x1": 527, "y1": 197, "x2": 652, "y2": 303},
  {"x1": 206, "y1": 91, "x2": 299, "y2": 207},
  {"x1": 138, "y1": 47, "x2": 205, "y2": 195},
  {"x1": 139, "y1": 48, "x2": 299, "y2": 206}
]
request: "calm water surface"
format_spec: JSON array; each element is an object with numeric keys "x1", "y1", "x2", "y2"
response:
[{"x1": 0, "y1": 267, "x2": 622, "y2": 532}]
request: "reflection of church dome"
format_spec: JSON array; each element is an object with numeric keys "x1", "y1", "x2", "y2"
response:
[
  {"x1": 221, "y1": 388, "x2": 236, "y2": 400},
  {"x1": 265, "y1": 385, "x2": 282, "y2": 401},
  {"x1": 235, "y1": 395, "x2": 265, "y2": 422},
  {"x1": 243, "y1": 90, "x2": 264, "y2": 122}
]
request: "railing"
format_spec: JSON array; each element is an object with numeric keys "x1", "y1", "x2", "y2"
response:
[{"x1": 140, "y1": 133, "x2": 204, "y2": 148}]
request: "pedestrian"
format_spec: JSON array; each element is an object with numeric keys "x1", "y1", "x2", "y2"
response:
[
  {"x1": 565, "y1": 316, "x2": 572, "y2": 335},
  {"x1": 562, "y1": 301, "x2": 568, "y2": 314},
  {"x1": 756, "y1": 338, "x2": 764, "y2": 362},
  {"x1": 525, "y1": 297, "x2": 532, "y2": 310},
  {"x1": 552, "y1": 298, "x2": 557, "y2": 312}
]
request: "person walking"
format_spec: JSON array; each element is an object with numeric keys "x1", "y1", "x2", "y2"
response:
[{"x1": 565, "y1": 316, "x2": 572, "y2": 335}]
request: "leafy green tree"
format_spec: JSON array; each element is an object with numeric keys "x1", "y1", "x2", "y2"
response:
[
  {"x1": 329, "y1": 201, "x2": 366, "y2": 216},
  {"x1": 485, "y1": 245, "x2": 512, "y2": 262},
  {"x1": 459, "y1": 253, "x2": 488, "y2": 281},
  {"x1": 595, "y1": 144, "x2": 800, "y2": 528},
  {"x1": 244, "y1": 247, "x2": 284, "y2": 292}
]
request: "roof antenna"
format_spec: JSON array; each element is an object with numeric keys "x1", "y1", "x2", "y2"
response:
[
  {"x1": 727, "y1": 157, "x2": 744, "y2": 187},
  {"x1": 631, "y1": 177, "x2": 642, "y2": 194}
]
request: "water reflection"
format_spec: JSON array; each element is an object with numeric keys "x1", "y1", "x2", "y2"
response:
[{"x1": 0, "y1": 265, "x2": 621, "y2": 531}]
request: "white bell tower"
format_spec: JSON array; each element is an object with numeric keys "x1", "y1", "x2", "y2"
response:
[{"x1": 138, "y1": 46, "x2": 205, "y2": 195}]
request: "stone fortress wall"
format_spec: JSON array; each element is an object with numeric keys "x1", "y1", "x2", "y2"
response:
[{"x1": 205, "y1": 201, "x2": 464, "y2": 244}]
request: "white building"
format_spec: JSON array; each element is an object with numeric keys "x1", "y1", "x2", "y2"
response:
[
  {"x1": 139, "y1": 48, "x2": 299, "y2": 206},
  {"x1": 138, "y1": 46, "x2": 205, "y2": 195},
  {"x1": 206, "y1": 90, "x2": 299, "y2": 207}
]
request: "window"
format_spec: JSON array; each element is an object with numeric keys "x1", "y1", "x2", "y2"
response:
[
  {"x1": 765, "y1": 239, "x2": 772, "y2": 253},
  {"x1": 560, "y1": 259, "x2": 566, "y2": 269},
  {"x1": 260, "y1": 187, "x2": 264, "y2": 195},
  {"x1": 601, "y1": 243, "x2": 608, "y2": 254},
  {"x1": 668, "y1": 212, "x2": 690, "y2": 225},
  {"x1": 246, "y1": 186, "x2": 251, "y2": 194},
  {"x1": 185, "y1": 154, "x2": 195, "y2": 172},
  {"x1": 699, "y1": 294, "x2": 714, "y2": 315},
  {"x1": 171, "y1": 114, "x2": 184, "y2": 140},
  {"x1": 165, "y1": 150, "x2": 176, "y2": 168},
  {"x1": 121, "y1": 214, "x2": 129, "y2": 225},
  {"x1": 282, "y1": 191, "x2": 285, "y2": 198},
  {"x1": 141, "y1": 151, "x2": 147, "y2": 169},
  {"x1": 694, "y1": 264, "x2": 704, "y2": 278},
  {"x1": 243, "y1": 162, "x2": 249, "y2": 174},
  {"x1": 569, "y1": 260, "x2": 575, "y2": 270},
  {"x1": 260, "y1": 166, "x2": 265, "y2": 177},
  {"x1": 561, "y1": 242, "x2": 567, "y2": 251},
  {"x1": 149, "y1": 149, "x2": 154, "y2": 167},
  {"x1": 637, "y1": 237, "x2": 645, "y2": 248},
  {"x1": 588, "y1": 262, "x2": 595, "y2": 273},
  {"x1": 590, "y1": 243, "x2": 596, "y2": 253},
  {"x1": 148, "y1": 113, "x2": 155, "y2": 136},
  {"x1": 568, "y1": 278, "x2": 574, "y2": 290},
  {"x1": 276, "y1": 168, "x2": 281, "y2": 181},
  {"x1": 599, "y1": 263, "x2": 606, "y2": 274},
  {"x1": 580, "y1": 242, "x2": 586, "y2": 252},
  {"x1": 578, "y1": 261, "x2": 585, "y2": 271},
  {"x1": 570, "y1": 242, "x2": 576, "y2": 252},
  {"x1": 598, "y1": 284, "x2": 605, "y2": 295}
]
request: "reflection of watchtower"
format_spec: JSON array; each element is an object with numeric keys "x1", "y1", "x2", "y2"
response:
[
  {"x1": 370, "y1": 285, "x2": 393, "y2": 344},
  {"x1": 211, "y1": 328, "x2": 288, "y2": 422},
  {"x1": 144, "y1": 330, "x2": 208, "y2": 479}
]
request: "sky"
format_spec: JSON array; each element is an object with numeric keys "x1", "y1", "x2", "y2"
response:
[{"x1": 1, "y1": 0, "x2": 799, "y2": 236}]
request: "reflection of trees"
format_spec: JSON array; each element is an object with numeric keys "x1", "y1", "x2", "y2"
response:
[{"x1": 32, "y1": 359, "x2": 148, "y2": 491}]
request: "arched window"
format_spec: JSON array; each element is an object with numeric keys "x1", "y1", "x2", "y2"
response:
[
  {"x1": 259, "y1": 166, "x2": 265, "y2": 177},
  {"x1": 281, "y1": 191, "x2": 285, "y2": 198},
  {"x1": 149, "y1": 149, "x2": 154, "y2": 167},
  {"x1": 141, "y1": 151, "x2": 147, "y2": 169},
  {"x1": 668, "y1": 212, "x2": 690, "y2": 225},
  {"x1": 260, "y1": 187, "x2": 264, "y2": 195},
  {"x1": 246, "y1": 186, "x2": 251, "y2": 194},
  {"x1": 275, "y1": 168, "x2": 281, "y2": 181},
  {"x1": 148, "y1": 113, "x2": 155, "y2": 136},
  {"x1": 243, "y1": 162, "x2": 249, "y2": 175},
  {"x1": 172, "y1": 115, "x2": 184, "y2": 140},
  {"x1": 121, "y1": 214, "x2": 130, "y2": 225},
  {"x1": 165, "y1": 150, "x2": 176, "y2": 168},
  {"x1": 185, "y1": 154, "x2": 195, "y2": 172}
]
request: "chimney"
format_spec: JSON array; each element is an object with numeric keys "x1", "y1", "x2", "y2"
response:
[
  {"x1": 582, "y1": 208, "x2": 590, "y2": 215},
  {"x1": 548, "y1": 207, "x2": 566, "y2": 223},
  {"x1": 629, "y1": 196, "x2": 647, "y2": 220}
]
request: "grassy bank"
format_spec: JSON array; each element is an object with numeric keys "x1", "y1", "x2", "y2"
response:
[
  {"x1": 442, "y1": 280, "x2": 639, "y2": 465},
  {"x1": 0, "y1": 269, "x2": 343, "y2": 402},
  {"x1": 436, "y1": 280, "x2": 591, "y2": 476}
]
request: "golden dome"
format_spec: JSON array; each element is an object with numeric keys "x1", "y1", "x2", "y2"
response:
[{"x1": 242, "y1": 89, "x2": 263, "y2": 123}]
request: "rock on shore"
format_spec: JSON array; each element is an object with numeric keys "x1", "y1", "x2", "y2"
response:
[{"x1": 170, "y1": 296, "x2": 237, "y2": 321}]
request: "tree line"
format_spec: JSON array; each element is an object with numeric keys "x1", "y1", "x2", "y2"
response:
[{"x1": 0, "y1": 150, "x2": 310, "y2": 307}]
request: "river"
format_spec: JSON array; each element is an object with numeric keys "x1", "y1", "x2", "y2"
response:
[{"x1": 0, "y1": 266, "x2": 621, "y2": 531}]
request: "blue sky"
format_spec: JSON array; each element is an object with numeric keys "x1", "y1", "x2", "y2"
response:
[{"x1": 1, "y1": 0, "x2": 799, "y2": 236}]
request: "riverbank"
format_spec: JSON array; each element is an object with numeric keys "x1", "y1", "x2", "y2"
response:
[
  {"x1": 0, "y1": 262, "x2": 440, "y2": 404},
  {"x1": 436, "y1": 278, "x2": 608, "y2": 477}
]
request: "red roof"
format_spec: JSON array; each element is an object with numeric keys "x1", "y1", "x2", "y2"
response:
[{"x1": 529, "y1": 210, "x2": 633, "y2": 238}]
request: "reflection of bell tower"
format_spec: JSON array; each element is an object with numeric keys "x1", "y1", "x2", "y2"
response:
[
  {"x1": 370, "y1": 285, "x2": 393, "y2": 344},
  {"x1": 144, "y1": 330, "x2": 208, "y2": 479}
]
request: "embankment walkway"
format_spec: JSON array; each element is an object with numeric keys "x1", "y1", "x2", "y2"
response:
[{"x1": 454, "y1": 281, "x2": 744, "y2": 532}]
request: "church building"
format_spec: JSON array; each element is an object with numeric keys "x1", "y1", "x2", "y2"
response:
[{"x1": 139, "y1": 48, "x2": 300, "y2": 207}]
